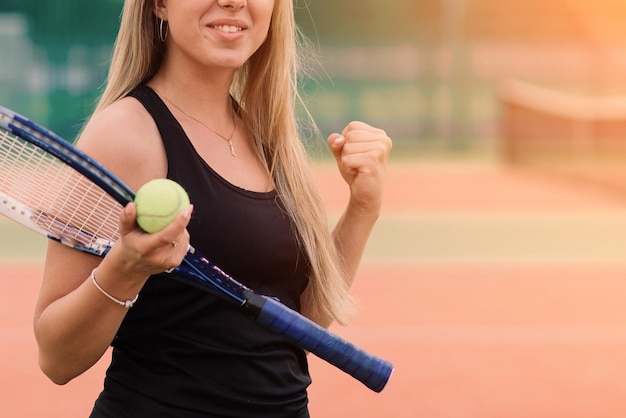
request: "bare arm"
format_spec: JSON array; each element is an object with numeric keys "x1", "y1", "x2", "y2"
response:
[
  {"x1": 32, "y1": 98, "x2": 191, "y2": 384},
  {"x1": 327, "y1": 121, "x2": 392, "y2": 286}
]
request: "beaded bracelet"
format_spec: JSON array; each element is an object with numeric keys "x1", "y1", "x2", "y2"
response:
[{"x1": 90, "y1": 268, "x2": 139, "y2": 309}]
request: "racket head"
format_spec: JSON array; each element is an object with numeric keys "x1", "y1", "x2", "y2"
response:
[
  {"x1": 0, "y1": 105, "x2": 248, "y2": 301},
  {"x1": 0, "y1": 106, "x2": 134, "y2": 256}
]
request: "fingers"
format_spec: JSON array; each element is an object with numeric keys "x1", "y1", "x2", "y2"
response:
[
  {"x1": 117, "y1": 203, "x2": 193, "y2": 273},
  {"x1": 152, "y1": 204, "x2": 193, "y2": 249},
  {"x1": 329, "y1": 122, "x2": 391, "y2": 156},
  {"x1": 145, "y1": 204, "x2": 193, "y2": 267},
  {"x1": 327, "y1": 122, "x2": 392, "y2": 177},
  {"x1": 327, "y1": 122, "x2": 392, "y2": 214}
]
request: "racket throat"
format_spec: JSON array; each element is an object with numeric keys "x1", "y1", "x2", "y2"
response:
[{"x1": 241, "y1": 289, "x2": 267, "y2": 319}]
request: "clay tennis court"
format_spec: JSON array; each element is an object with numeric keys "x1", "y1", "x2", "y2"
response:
[{"x1": 3, "y1": 161, "x2": 626, "y2": 417}]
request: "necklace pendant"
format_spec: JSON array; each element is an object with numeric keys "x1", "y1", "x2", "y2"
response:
[{"x1": 228, "y1": 140, "x2": 237, "y2": 157}]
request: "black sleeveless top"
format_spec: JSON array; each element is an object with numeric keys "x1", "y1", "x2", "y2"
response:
[{"x1": 90, "y1": 86, "x2": 312, "y2": 418}]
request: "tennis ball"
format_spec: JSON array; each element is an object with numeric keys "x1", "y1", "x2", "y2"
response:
[{"x1": 134, "y1": 179, "x2": 190, "y2": 233}]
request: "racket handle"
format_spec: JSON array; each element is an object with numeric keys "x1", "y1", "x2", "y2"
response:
[{"x1": 245, "y1": 292, "x2": 393, "y2": 393}]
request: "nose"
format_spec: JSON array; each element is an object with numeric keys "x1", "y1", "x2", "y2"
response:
[{"x1": 217, "y1": 0, "x2": 247, "y2": 11}]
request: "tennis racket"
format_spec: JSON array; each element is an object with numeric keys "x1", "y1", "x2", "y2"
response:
[{"x1": 0, "y1": 105, "x2": 393, "y2": 392}]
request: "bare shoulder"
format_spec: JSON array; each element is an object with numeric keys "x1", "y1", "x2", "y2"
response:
[{"x1": 77, "y1": 97, "x2": 167, "y2": 190}]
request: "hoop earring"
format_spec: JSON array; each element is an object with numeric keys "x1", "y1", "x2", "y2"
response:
[{"x1": 158, "y1": 18, "x2": 168, "y2": 42}]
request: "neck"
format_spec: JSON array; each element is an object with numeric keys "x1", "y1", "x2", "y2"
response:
[
  {"x1": 148, "y1": 78, "x2": 235, "y2": 132},
  {"x1": 150, "y1": 52, "x2": 236, "y2": 115},
  {"x1": 147, "y1": 70, "x2": 241, "y2": 157}
]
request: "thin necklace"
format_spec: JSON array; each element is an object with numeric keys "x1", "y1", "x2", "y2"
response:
[{"x1": 160, "y1": 93, "x2": 238, "y2": 157}]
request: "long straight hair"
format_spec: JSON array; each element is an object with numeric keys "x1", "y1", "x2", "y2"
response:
[{"x1": 93, "y1": 0, "x2": 353, "y2": 326}]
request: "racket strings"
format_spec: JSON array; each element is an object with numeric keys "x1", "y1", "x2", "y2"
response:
[{"x1": 0, "y1": 130, "x2": 121, "y2": 252}]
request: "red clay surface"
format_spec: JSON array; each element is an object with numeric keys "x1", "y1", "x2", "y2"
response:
[{"x1": 4, "y1": 161, "x2": 626, "y2": 417}]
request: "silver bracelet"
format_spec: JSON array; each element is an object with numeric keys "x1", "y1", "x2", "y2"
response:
[{"x1": 90, "y1": 268, "x2": 139, "y2": 309}]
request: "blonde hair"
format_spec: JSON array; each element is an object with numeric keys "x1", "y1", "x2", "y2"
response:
[{"x1": 94, "y1": 0, "x2": 353, "y2": 325}]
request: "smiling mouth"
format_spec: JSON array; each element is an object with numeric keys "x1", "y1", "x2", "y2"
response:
[{"x1": 210, "y1": 25, "x2": 244, "y2": 33}]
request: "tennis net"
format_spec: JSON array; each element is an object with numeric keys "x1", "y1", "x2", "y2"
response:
[{"x1": 499, "y1": 79, "x2": 626, "y2": 192}]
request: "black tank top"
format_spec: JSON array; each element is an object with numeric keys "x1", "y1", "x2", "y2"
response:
[{"x1": 91, "y1": 85, "x2": 311, "y2": 418}]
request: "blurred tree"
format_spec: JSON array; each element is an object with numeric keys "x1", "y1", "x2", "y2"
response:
[
  {"x1": 0, "y1": 0, "x2": 123, "y2": 139},
  {"x1": 463, "y1": 0, "x2": 626, "y2": 43},
  {"x1": 1, "y1": 0, "x2": 122, "y2": 61},
  {"x1": 294, "y1": 0, "x2": 427, "y2": 45}
]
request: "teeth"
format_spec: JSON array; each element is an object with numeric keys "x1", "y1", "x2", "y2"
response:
[{"x1": 212, "y1": 25, "x2": 243, "y2": 33}]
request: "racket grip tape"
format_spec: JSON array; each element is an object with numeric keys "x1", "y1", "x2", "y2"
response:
[{"x1": 244, "y1": 292, "x2": 394, "y2": 392}]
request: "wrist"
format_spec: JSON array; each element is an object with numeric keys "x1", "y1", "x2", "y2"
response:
[
  {"x1": 90, "y1": 268, "x2": 139, "y2": 308},
  {"x1": 346, "y1": 197, "x2": 381, "y2": 223},
  {"x1": 90, "y1": 252, "x2": 150, "y2": 308}
]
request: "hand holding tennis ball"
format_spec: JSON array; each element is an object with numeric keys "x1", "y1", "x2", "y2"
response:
[{"x1": 134, "y1": 179, "x2": 190, "y2": 233}]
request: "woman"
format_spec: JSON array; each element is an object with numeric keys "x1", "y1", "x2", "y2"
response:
[{"x1": 33, "y1": 0, "x2": 392, "y2": 416}]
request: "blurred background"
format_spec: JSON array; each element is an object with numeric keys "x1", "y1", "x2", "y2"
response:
[
  {"x1": 2, "y1": 0, "x2": 626, "y2": 159},
  {"x1": 4, "y1": 1, "x2": 626, "y2": 417}
]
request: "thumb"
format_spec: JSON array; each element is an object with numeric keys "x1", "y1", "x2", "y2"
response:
[
  {"x1": 327, "y1": 134, "x2": 345, "y2": 161},
  {"x1": 119, "y1": 202, "x2": 139, "y2": 236}
]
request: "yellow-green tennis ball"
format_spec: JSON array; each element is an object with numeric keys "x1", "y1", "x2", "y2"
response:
[{"x1": 134, "y1": 179, "x2": 190, "y2": 233}]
